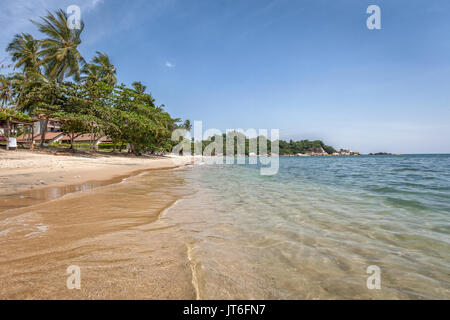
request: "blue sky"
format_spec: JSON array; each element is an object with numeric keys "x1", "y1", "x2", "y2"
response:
[{"x1": 1, "y1": 0, "x2": 449, "y2": 153}]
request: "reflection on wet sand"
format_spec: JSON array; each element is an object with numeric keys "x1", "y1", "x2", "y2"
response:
[
  {"x1": 0, "y1": 168, "x2": 175, "y2": 213},
  {"x1": 0, "y1": 169, "x2": 196, "y2": 299}
]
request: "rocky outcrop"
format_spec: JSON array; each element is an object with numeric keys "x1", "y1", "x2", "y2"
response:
[{"x1": 305, "y1": 146, "x2": 328, "y2": 156}]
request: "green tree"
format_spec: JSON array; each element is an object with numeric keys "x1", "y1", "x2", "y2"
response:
[
  {"x1": 32, "y1": 9, "x2": 85, "y2": 146},
  {"x1": 33, "y1": 9, "x2": 85, "y2": 83},
  {"x1": 0, "y1": 76, "x2": 13, "y2": 109},
  {"x1": 183, "y1": 119, "x2": 192, "y2": 131},
  {"x1": 81, "y1": 52, "x2": 117, "y2": 87},
  {"x1": 92, "y1": 51, "x2": 117, "y2": 86},
  {"x1": 80, "y1": 63, "x2": 101, "y2": 85},
  {"x1": 6, "y1": 33, "x2": 41, "y2": 73},
  {"x1": 131, "y1": 81, "x2": 147, "y2": 94}
]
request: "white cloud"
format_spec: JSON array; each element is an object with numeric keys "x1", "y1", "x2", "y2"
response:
[
  {"x1": 165, "y1": 61, "x2": 175, "y2": 68},
  {"x1": 90, "y1": 0, "x2": 104, "y2": 9}
]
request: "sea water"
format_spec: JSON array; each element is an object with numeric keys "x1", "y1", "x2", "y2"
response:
[
  {"x1": 165, "y1": 155, "x2": 450, "y2": 299},
  {"x1": 1, "y1": 155, "x2": 448, "y2": 299}
]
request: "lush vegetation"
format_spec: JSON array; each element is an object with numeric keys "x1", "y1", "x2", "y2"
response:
[
  {"x1": 278, "y1": 139, "x2": 336, "y2": 155},
  {"x1": 1, "y1": 8, "x2": 339, "y2": 155},
  {"x1": 1, "y1": 9, "x2": 187, "y2": 154},
  {"x1": 174, "y1": 131, "x2": 336, "y2": 156},
  {"x1": 0, "y1": 107, "x2": 32, "y2": 122}
]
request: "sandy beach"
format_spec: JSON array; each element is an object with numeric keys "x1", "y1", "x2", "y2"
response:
[
  {"x1": 0, "y1": 150, "x2": 196, "y2": 299},
  {"x1": 0, "y1": 150, "x2": 191, "y2": 196}
]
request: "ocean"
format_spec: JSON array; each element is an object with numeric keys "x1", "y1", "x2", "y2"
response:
[
  {"x1": 165, "y1": 154, "x2": 450, "y2": 299},
  {"x1": 1, "y1": 155, "x2": 449, "y2": 299}
]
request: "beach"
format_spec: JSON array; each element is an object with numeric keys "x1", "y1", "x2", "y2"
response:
[
  {"x1": 0, "y1": 150, "x2": 191, "y2": 197},
  {"x1": 0, "y1": 150, "x2": 196, "y2": 299},
  {"x1": 1, "y1": 152, "x2": 449, "y2": 299}
]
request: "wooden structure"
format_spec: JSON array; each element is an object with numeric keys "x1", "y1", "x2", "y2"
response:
[{"x1": 0, "y1": 116, "x2": 35, "y2": 150}]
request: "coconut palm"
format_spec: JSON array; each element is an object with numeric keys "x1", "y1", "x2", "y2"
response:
[
  {"x1": 6, "y1": 33, "x2": 46, "y2": 103},
  {"x1": 92, "y1": 51, "x2": 117, "y2": 86},
  {"x1": 81, "y1": 63, "x2": 101, "y2": 85},
  {"x1": 32, "y1": 9, "x2": 85, "y2": 83},
  {"x1": 132, "y1": 81, "x2": 146, "y2": 94},
  {"x1": 0, "y1": 76, "x2": 13, "y2": 109},
  {"x1": 32, "y1": 9, "x2": 85, "y2": 146},
  {"x1": 6, "y1": 33, "x2": 41, "y2": 73},
  {"x1": 183, "y1": 120, "x2": 192, "y2": 131}
]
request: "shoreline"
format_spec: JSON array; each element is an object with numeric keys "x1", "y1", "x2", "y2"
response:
[
  {"x1": 0, "y1": 150, "x2": 197, "y2": 299},
  {"x1": 0, "y1": 149, "x2": 192, "y2": 198}
]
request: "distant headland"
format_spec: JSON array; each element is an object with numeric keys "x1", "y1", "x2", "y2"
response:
[{"x1": 278, "y1": 139, "x2": 360, "y2": 157}]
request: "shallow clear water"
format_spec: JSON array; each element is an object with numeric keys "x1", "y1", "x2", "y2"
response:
[
  {"x1": 166, "y1": 155, "x2": 450, "y2": 299},
  {"x1": 1, "y1": 155, "x2": 449, "y2": 299}
]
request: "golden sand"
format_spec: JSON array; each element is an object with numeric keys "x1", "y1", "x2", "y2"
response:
[{"x1": 0, "y1": 150, "x2": 195, "y2": 299}]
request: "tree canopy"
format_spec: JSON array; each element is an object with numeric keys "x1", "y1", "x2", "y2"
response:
[{"x1": 1, "y1": 8, "x2": 188, "y2": 154}]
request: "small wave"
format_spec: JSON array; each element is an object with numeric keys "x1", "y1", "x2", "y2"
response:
[
  {"x1": 369, "y1": 186, "x2": 401, "y2": 194},
  {"x1": 384, "y1": 197, "x2": 429, "y2": 211},
  {"x1": 391, "y1": 168, "x2": 421, "y2": 173},
  {"x1": 186, "y1": 242, "x2": 201, "y2": 300},
  {"x1": 158, "y1": 199, "x2": 182, "y2": 220}
]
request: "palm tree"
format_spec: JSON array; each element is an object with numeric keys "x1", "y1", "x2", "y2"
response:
[
  {"x1": 183, "y1": 120, "x2": 192, "y2": 131},
  {"x1": 92, "y1": 51, "x2": 117, "y2": 86},
  {"x1": 10, "y1": 71, "x2": 48, "y2": 108},
  {"x1": 81, "y1": 51, "x2": 117, "y2": 86},
  {"x1": 6, "y1": 33, "x2": 46, "y2": 104},
  {"x1": 32, "y1": 9, "x2": 85, "y2": 146},
  {"x1": 6, "y1": 33, "x2": 41, "y2": 73},
  {"x1": 132, "y1": 81, "x2": 147, "y2": 94},
  {"x1": 33, "y1": 9, "x2": 85, "y2": 83},
  {"x1": 81, "y1": 63, "x2": 101, "y2": 85},
  {"x1": 0, "y1": 76, "x2": 14, "y2": 151},
  {"x1": 0, "y1": 76, "x2": 13, "y2": 110}
]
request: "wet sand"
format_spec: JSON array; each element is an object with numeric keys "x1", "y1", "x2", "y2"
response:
[
  {"x1": 0, "y1": 150, "x2": 191, "y2": 196},
  {"x1": 0, "y1": 150, "x2": 196, "y2": 299}
]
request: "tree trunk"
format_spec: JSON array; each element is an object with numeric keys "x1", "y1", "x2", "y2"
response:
[
  {"x1": 40, "y1": 118, "x2": 49, "y2": 147},
  {"x1": 5, "y1": 119, "x2": 10, "y2": 151},
  {"x1": 58, "y1": 65, "x2": 66, "y2": 85},
  {"x1": 70, "y1": 132, "x2": 74, "y2": 150},
  {"x1": 90, "y1": 124, "x2": 95, "y2": 151},
  {"x1": 42, "y1": 68, "x2": 64, "y2": 148},
  {"x1": 130, "y1": 144, "x2": 139, "y2": 155},
  {"x1": 30, "y1": 124, "x2": 34, "y2": 150}
]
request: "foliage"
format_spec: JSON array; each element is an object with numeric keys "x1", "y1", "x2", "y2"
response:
[
  {"x1": 32, "y1": 9, "x2": 85, "y2": 83},
  {"x1": 2, "y1": 8, "x2": 188, "y2": 154},
  {"x1": 0, "y1": 108, "x2": 32, "y2": 122},
  {"x1": 2, "y1": 8, "x2": 336, "y2": 156},
  {"x1": 190, "y1": 133, "x2": 337, "y2": 156},
  {"x1": 278, "y1": 139, "x2": 336, "y2": 155},
  {"x1": 81, "y1": 51, "x2": 117, "y2": 86},
  {"x1": 6, "y1": 33, "x2": 41, "y2": 72}
]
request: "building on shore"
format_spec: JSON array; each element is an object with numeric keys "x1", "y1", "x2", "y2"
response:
[{"x1": 9, "y1": 118, "x2": 111, "y2": 149}]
